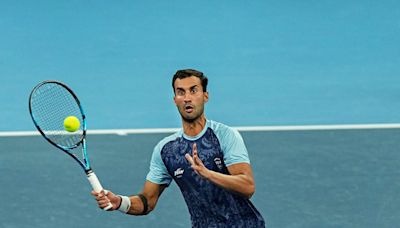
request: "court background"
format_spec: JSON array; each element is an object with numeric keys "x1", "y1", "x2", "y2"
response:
[{"x1": 1, "y1": 1, "x2": 400, "y2": 227}]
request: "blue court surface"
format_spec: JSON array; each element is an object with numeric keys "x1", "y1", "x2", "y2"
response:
[
  {"x1": 1, "y1": 1, "x2": 400, "y2": 228},
  {"x1": 1, "y1": 128, "x2": 400, "y2": 227}
]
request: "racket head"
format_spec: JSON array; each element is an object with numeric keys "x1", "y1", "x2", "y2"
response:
[{"x1": 29, "y1": 81, "x2": 86, "y2": 150}]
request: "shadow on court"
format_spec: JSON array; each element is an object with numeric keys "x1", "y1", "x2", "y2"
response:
[{"x1": 0, "y1": 129, "x2": 399, "y2": 227}]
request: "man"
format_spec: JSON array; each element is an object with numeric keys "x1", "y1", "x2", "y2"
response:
[{"x1": 92, "y1": 69, "x2": 266, "y2": 227}]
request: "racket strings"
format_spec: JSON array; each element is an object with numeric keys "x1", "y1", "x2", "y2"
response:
[{"x1": 30, "y1": 83, "x2": 84, "y2": 148}]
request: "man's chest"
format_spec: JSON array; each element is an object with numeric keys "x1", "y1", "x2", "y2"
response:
[{"x1": 161, "y1": 130, "x2": 228, "y2": 179}]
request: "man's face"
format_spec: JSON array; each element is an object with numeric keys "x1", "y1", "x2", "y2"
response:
[{"x1": 173, "y1": 76, "x2": 208, "y2": 122}]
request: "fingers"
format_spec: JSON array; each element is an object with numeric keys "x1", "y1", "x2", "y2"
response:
[
  {"x1": 91, "y1": 190, "x2": 98, "y2": 196},
  {"x1": 193, "y1": 153, "x2": 201, "y2": 165},
  {"x1": 92, "y1": 190, "x2": 113, "y2": 210},
  {"x1": 192, "y1": 143, "x2": 204, "y2": 166},
  {"x1": 185, "y1": 143, "x2": 211, "y2": 179},
  {"x1": 193, "y1": 143, "x2": 198, "y2": 156},
  {"x1": 192, "y1": 143, "x2": 198, "y2": 163},
  {"x1": 185, "y1": 143, "x2": 198, "y2": 166},
  {"x1": 185, "y1": 153, "x2": 194, "y2": 165},
  {"x1": 186, "y1": 143, "x2": 204, "y2": 171}
]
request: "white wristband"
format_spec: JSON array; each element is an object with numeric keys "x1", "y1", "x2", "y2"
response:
[{"x1": 117, "y1": 195, "x2": 131, "y2": 213}]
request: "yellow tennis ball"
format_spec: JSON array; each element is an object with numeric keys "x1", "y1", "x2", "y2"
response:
[{"x1": 64, "y1": 116, "x2": 80, "y2": 132}]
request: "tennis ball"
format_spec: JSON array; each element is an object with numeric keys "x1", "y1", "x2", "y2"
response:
[{"x1": 64, "y1": 116, "x2": 80, "y2": 132}]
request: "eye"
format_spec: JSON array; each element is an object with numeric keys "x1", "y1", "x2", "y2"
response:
[
  {"x1": 176, "y1": 89, "x2": 185, "y2": 96},
  {"x1": 190, "y1": 87, "x2": 198, "y2": 94}
]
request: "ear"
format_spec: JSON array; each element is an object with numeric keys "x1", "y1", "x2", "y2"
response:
[
  {"x1": 173, "y1": 95, "x2": 177, "y2": 105},
  {"x1": 204, "y1": 91, "x2": 209, "y2": 103}
]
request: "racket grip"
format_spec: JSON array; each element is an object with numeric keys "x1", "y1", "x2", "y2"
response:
[{"x1": 87, "y1": 171, "x2": 113, "y2": 211}]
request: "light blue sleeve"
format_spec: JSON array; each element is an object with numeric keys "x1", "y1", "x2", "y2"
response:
[
  {"x1": 146, "y1": 141, "x2": 173, "y2": 186},
  {"x1": 212, "y1": 121, "x2": 250, "y2": 166}
]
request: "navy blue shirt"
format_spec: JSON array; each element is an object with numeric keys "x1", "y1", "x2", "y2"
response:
[{"x1": 147, "y1": 120, "x2": 265, "y2": 227}]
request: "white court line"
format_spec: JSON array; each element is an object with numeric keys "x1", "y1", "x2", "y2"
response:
[
  {"x1": 234, "y1": 123, "x2": 400, "y2": 132},
  {"x1": 1, "y1": 123, "x2": 400, "y2": 137}
]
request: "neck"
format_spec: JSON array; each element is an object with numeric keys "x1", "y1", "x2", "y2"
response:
[{"x1": 182, "y1": 115, "x2": 207, "y2": 137}]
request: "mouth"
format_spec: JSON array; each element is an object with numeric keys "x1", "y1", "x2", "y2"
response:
[{"x1": 184, "y1": 104, "x2": 194, "y2": 113}]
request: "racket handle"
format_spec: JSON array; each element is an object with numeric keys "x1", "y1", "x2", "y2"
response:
[{"x1": 87, "y1": 171, "x2": 113, "y2": 211}]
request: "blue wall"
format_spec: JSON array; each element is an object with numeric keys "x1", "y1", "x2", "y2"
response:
[{"x1": 1, "y1": 1, "x2": 399, "y2": 131}]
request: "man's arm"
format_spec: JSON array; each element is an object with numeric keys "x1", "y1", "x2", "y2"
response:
[
  {"x1": 185, "y1": 143, "x2": 255, "y2": 199},
  {"x1": 92, "y1": 180, "x2": 167, "y2": 215}
]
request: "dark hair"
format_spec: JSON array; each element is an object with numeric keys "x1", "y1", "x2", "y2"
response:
[{"x1": 172, "y1": 69, "x2": 208, "y2": 92}]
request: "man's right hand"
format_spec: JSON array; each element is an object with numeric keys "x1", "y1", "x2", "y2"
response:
[{"x1": 91, "y1": 190, "x2": 121, "y2": 210}]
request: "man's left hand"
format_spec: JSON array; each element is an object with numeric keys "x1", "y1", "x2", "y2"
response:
[{"x1": 185, "y1": 143, "x2": 211, "y2": 179}]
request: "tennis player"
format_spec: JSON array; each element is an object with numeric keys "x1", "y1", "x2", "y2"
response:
[{"x1": 92, "y1": 69, "x2": 266, "y2": 227}]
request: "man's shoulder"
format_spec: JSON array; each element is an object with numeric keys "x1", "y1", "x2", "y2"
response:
[
  {"x1": 207, "y1": 120, "x2": 246, "y2": 149},
  {"x1": 155, "y1": 130, "x2": 182, "y2": 151},
  {"x1": 208, "y1": 119, "x2": 237, "y2": 135}
]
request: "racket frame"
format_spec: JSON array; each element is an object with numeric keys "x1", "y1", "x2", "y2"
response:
[
  {"x1": 28, "y1": 80, "x2": 92, "y2": 173},
  {"x1": 29, "y1": 80, "x2": 112, "y2": 210}
]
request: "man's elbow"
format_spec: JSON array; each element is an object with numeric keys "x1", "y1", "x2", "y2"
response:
[
  {"x1": 146, "y1": 203, "x2": 156, "y2": 215},
  {"x1": 244, "y1": 183, "x2": 255, "y2": 199}
]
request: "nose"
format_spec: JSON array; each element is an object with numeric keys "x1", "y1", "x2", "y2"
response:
[{"x1": 183, "y1": 93, "x2": 192, "y2": 102}]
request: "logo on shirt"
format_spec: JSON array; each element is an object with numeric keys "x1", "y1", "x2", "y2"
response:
[
  {"x1": 174, "y1": 168, "x2": 184, "y2": 178},
  {"x1": 214, "y1": 158, "x2": 223, "y2": 169}
]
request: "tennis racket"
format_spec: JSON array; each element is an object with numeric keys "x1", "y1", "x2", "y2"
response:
[{"x1": 28, "y1": 80, "x2": 112, "y2": 210}]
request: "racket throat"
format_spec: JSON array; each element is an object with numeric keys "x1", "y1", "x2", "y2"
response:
[{"x1": 85, "y1": 169, "x2": 94, "y2": 175}]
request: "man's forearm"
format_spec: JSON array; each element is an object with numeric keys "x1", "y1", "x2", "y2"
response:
[
  {"x1": 205, "y1": 170, "x2": 255, "y2": 198},
  {"x1": 126, "y1": 195, "x2": 147, "y2": 215}
]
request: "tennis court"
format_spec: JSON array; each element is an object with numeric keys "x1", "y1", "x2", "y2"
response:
[
  {"x1": 1, "y1": 1, "x2": 400, "y2": 227},
  {"x1": 1, "y1": 126, "x2": 400, "y2": 227}
]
